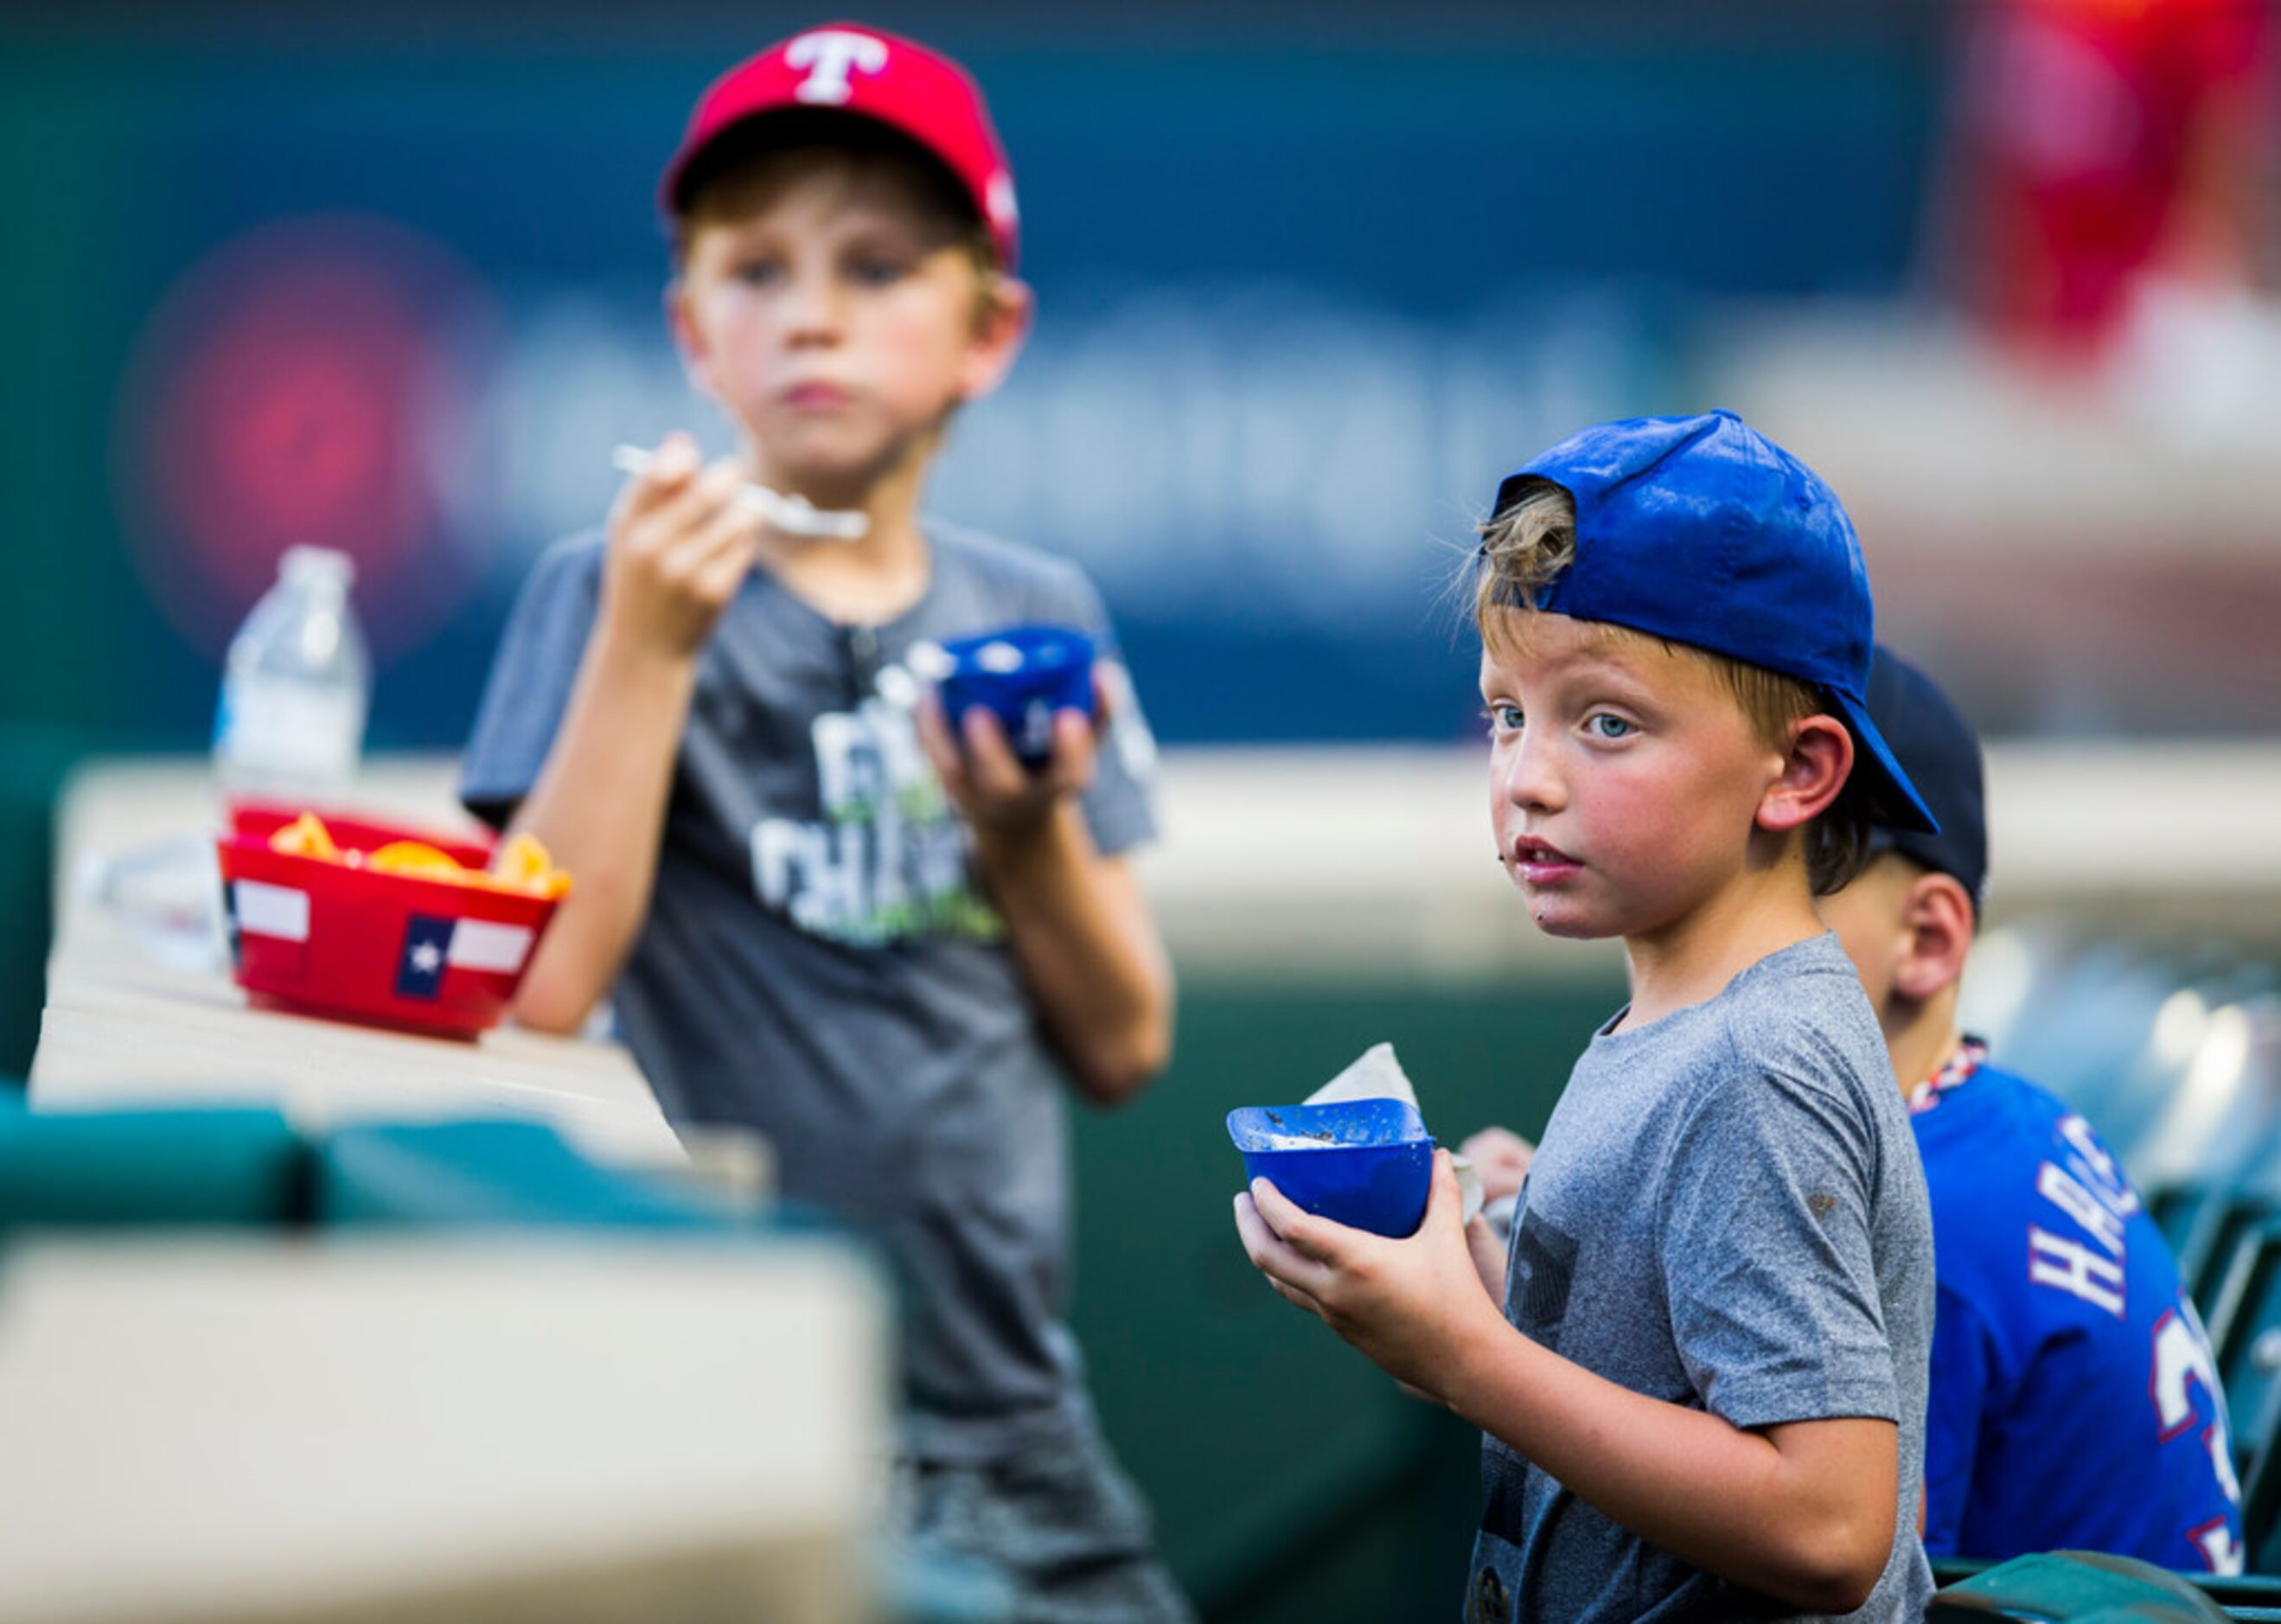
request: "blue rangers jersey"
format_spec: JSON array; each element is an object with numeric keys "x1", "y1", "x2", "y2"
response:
[{"x1": 1912, "y1": 1039, "x2": 2243, "y2": 1571}]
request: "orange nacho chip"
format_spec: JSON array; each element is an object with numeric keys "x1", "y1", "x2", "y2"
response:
[
  {"x1": 266, "y1": 815, "x2": 572, "y2": 899},
  {"x1": 267, "y1": 811, "x2": 342, "y2": 862},
  {"x1": 367, "y1": 841, "x2": 477, "y2": 883},
  {"x1": 491, "y1": 832, "x2": 574, "y2": 899}
]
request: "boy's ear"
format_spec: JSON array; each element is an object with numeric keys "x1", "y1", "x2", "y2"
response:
[
  {"x1": 955, "y1": 275, "x2": 1033, "y2": 405},
  {"x1": 1892, "y1": 870, "x2": 1974, "y2": 1004},
  {"x1": 664, "y1": 278, "x2": 720, "y2": 403},
  {"x1": 1754, "y1": 714, "x2": 1853, "y2": 834}
]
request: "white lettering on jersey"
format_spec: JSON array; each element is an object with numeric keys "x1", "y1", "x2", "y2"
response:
[
  {"x1": 2210, "y1": 1422, "x2": 2242, "y2": 1506},
  {"x1": 2058, "y1": 1112, "x2": 2141, "y2": 1219},
  {"x1": 2150, "y1": 1297, "x2": 2244, "y2": 1570},
  {"x1": 2037, "y1": 1160, "x2": 2127, "y2": 1256},
  {"x1": 2028, "y1": 1224, "x2": 2126, "y2": 1316},
  {"x1": 2160, "y1": 1297, "x2": 2240, "y2": 1498},
  {"x1": 786, "y1": 29, "x2": 889, "y2": 106},
  {"x1": 2192, "y1": 1514, "x2": 2246, "y2": 1576},
  {"x1": 2153, "y1": 1307, "x2": 2225, "y2": 1443}
]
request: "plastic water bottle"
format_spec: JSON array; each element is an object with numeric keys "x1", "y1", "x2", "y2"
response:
[{"x1": 213, "y1": 546, "x2": 370, "y2": 805}]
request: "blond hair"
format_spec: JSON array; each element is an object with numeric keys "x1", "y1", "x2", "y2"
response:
[{"x1": 1470, "y1": 479, "x2": 1873, "y2": 894}]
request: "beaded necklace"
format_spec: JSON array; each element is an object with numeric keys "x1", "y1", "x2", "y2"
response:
[{"x1": 1907, "y1": 1035, "x2": 1989, "y2": 1116}]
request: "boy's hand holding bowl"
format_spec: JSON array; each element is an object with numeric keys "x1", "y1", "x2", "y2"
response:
[
  {"x1": 916, "y1": 623, "x2": 1102, "y2": 834},
  {"x1": 1233, "y1": 1139, "x2": 1507, "y2": 1405}
]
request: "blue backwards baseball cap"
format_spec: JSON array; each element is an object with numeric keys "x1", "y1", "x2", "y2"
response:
[{"x1": 1491, "y1": 409, "x2": 1939, "y2": 834}]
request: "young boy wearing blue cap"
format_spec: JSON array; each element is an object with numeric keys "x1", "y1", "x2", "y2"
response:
[
  {"x1": 1823, "y1": 649, "x2": 2243, "y2": 1574},
  {"x1": 1236, "y1": 410, "x2": 1938, "y2": 1620},
  {"x1": 460, "y1": 23, "x2": 1190, "y2": 1620}
]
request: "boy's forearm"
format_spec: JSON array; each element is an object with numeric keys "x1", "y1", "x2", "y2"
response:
[
  {"x1": 1442, "y1": 1320, "x2": 1895, "y2": 1612},
  {"x1": 968, "y1": 803, "x2": 1172, "y2": 1105},
  {"x1": 507, "y1": 625, "x2": 700, "y2": 1032},
  {"x1": 1466, "y1": 1224, "x2": 1510, "y2": 1301}
]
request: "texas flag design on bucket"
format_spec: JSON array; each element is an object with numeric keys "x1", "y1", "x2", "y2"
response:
[
  {"x1": 225, "y1": 875, "x2": 537, "y2": 1021},
  {"x1": 393, "y1": 912, "x2": 536, "y2": 1001},
  {"x1": 216, "y1": 803, "x2": 562, "y2": 1037},
  {"x1": 227, "y1": 877, "x2": 312, "y2": 981}
]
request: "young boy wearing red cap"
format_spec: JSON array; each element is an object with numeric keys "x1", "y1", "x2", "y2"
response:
[
  {"x1": 1236, "y1": 412, "x2": 1938, "y2": 1621},
  {"x1": 1824, "y1": 649, "x2": 2242, "y2": 1574},
  {"x1": 460, "y1": 24, "x2": 1189, "y2": 1619}
]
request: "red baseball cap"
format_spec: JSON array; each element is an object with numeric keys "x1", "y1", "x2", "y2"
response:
[{"x1": 659, "y1": 22, "x2": 1019, "y2": 270}]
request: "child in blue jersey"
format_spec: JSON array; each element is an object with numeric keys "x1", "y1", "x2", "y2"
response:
[
  {"x1": 1820, "y1": 648, "x2": 2244, "y2": 1573},
  {"x1": 459, "y1": 23, "x2": 1191, "y2": 1620},
  {"x1": 1237, "y1": 412, "x2": 1939, "y2": 1621}
]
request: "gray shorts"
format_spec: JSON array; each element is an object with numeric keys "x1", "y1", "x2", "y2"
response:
[{"x1": 892, "y1": 1416, "x2": 1196, "y2": 1624}]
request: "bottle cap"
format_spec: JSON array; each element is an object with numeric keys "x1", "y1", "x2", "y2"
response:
[{"x1": 281, "y1": 546, "x2": 355, "y2": 590}]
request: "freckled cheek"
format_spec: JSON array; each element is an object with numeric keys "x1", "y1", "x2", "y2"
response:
[
  {"x1": 1573, "y1": 803, "x2": 1664, "y2": 875},
  {"x1": 1569, "y1": 764, "x2": 1713, "y2": 874},
  {"x1": 1487, "y1": 799, "x2": 1515, "y2": 860},
  {"x1": 1485, "y1": 750, "x2": 1524, "y2": 841},
  {"x1": 1621, "y1": 790, "x2": 1756, "y2": 902}
]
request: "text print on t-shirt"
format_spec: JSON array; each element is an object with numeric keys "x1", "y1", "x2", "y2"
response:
[
  {"x1": 751, "y1": 661, "x2": 999, "y2": 945},
  {"x1": 2030, "y1": 1112, "x2": 2242, "y2": 1572}
]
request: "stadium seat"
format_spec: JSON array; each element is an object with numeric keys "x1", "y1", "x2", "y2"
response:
[
  {"x1": 1977, "y1": 939, "x2": 2188, "y2": 1157},
  {"x1": 1996, "y1": 939, "x2": 2281, "y2": 1204},
  {"x1": 1926, "y1": 1550, "x2": 2230, "y2": 1621},
  {"x1": 2140, "y1": 990, "x2": 2281, "y2": 1211},
  {"x1": 2207, "y1": 1221, "x2": 2281, "y2": 1575},
  {"x1": 0, "y1": 1097, "x2": 769, "y2": 1238},
  {"x1": 2186, "y1": 1194, "x2": 2281, "y2": 1320},
  {"x1": 314, "y1": 1119, "x2": 749, "y2": 1231},
  {"x1": 2208, "y1": 1218, "x2": 2281, "y2": 1446},
  {"x1": 2240, "y1": 1379, "x2": 2281, "y2": 1574},
  {"x1": 0, "y1": 1091, "x2": 307, "y2": 1229},
  {"x1": 2156, "y1": 1181, "x2": 2226, "y2": 1256}
]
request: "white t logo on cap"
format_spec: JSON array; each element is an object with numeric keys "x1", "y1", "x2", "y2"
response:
[
  {"x1": 986, "y1": 171, "x2": 1019, "y2": 229},
  {"x1": 786, "y1": 29, "x2": 889, "y2": 105}
]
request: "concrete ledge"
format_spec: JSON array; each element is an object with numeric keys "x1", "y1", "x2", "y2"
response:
[
  {"x1": 56, "y1": 745, "x2": 2281, "y2": 988},
  {"x1": 1140, "y1": 742, "x2": 2281, "y2": 979}
]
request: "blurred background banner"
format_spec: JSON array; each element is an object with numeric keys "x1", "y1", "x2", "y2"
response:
[{"x1": 11, "y1": 0, "x2": 2276, "y2": 765}]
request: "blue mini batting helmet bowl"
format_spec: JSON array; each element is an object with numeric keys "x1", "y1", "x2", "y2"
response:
[
  {"x1": 1492, "y1": 410, "x2": 1938, "y2": 835},
  {"x1": 1227, "y1": 1098, "x2": 1435, "y2": 1238},
  {"x1": 934, "y1": 623, "x2": 1096, "y2": 768}
]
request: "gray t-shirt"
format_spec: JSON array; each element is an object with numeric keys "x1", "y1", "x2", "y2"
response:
[
  {"x1": 459, "y1": 521, "x2": 1158, "y2": 1461},
  {"x1": 1467, "y1": 934, "x2": 1934, "y2": 1623}
]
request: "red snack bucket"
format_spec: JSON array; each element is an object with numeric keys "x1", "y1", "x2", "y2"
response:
[{"x1": 214, "y1": 802, "x2": 563, "y2": 1039}]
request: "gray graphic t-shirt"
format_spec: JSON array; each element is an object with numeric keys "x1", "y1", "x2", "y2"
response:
[
  {"x1": 460, "y1": 521, "x2": 1157, "y2": 1461},
  {"x1": 1466, "y1": 935, "x2": 1935, "y2": 1623}
]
